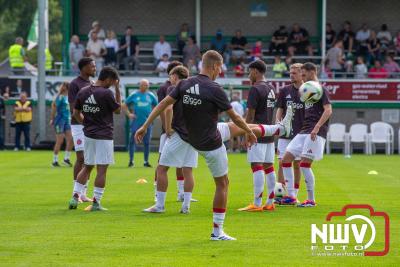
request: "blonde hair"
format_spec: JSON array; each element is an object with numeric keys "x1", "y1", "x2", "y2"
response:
[
  {"x1": 202, "y1": 50, "x2": 223, "y2": 69},
  {"x1": 290, "y1": 63, "x2": 303, "y2": 70}
]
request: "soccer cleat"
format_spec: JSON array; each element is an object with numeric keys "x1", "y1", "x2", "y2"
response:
[
  {"x1": 63, "y1": 159, "x2": 73, "y2": 167},
  {"x1": 280, "y1": 196, "x2": 298, "y2": 205},
  {"x1": 128, "y1": 162, "x2": 134, "y2": 167},
  {"x1": 280, "y1": 104, "x2": 294, "y2": 138},
  {"x1": 263, "y1": 203, "x2": 276, "y2": 211},
  {"x1": 237, "y1": 204, "x2": 263, "y2": 212},
  {"x1": 180, "y1": 206, "x2": 190, "y2": 214},
  {"x1": 274, "y1": 197, "x2": 282, "y2": 204},
  {"x1": 210, "y1": 232, "x2": 237, "y2": 241},
  {"x1": 79, "y1": 195, "x2": 93, "y2": 203},
  {"x1": 143, "y1": 162, "x2": 152, "y2": 168},
  {"x1": 84, "y1": 202, "x2": 108, "y2": 211},
  {"x1": 68, "y1": 197, "x2": 79, "y2": 210},
  {"x1": 143, "y1": 205, "x2": 165, "y2": 213},
  {"x1": 52, "y1": 161, "x2": 60, "y2": 167},
  {"x1": 297, "y1": 200, "x2": 317, "y2": 208}
]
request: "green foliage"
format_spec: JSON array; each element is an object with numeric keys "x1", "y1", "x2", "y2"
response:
[{"x1": 0, "y1": 0, "x2": 62, "y2": 64}]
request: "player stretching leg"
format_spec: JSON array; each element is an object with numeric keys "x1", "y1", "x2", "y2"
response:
[
  {"x1": 276, "y1": 63, "x2": 305, "y2": 202},
  {"x1": 281, "y1": 63, "x2": 332, "y2": 207},
  {"x1": 137, "y1": 51, "x2": 257, "y2": 241},
  {"x1": 68, "y1": 67, "x2": 121, "y2": 211},
  {"x1": 68, "y1": 58, "x2": 96, "y2": 202}
]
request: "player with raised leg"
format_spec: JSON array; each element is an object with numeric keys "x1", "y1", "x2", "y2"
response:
[{"x1": 68, "y1": 67, "x2": 121, "y2": 211}]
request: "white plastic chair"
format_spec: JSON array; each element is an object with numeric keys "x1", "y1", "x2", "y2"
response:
[
  {"x1": 369, "y1": 122, "x2": 394, "y2": 155},
  {"x1": 326, "y1": 123, "x2": 347, "y2": 154},
  {"x1": 348, "y1": 123, "x2": 370, "y2": 155}
]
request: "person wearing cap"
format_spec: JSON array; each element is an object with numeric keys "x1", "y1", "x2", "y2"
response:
[{"x1": 88, "y1": 21, "x2": 106, "y2": 40}]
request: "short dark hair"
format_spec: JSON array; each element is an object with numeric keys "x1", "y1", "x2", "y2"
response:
[
  {"x1": 248, "y1": 60, "x2": 266, "y2": 74},
  {"x1": 78, "y1": 57, "x2": 94, "y2": 71},
  {"x1": 302, "y1": 62, "x2": 318, "y2": 72},
  {"x1": 126, "y1": 26, "x2": 132, "y2": 30},
  {"x1": 98, "y1": 66, "x2": 119, "y2": 81},
  {"x1": 170, "y1": 66, "x2": 189, "y2": 80},
  {"x1": 167, "y1": 61, "x2": 183, "y2": 75}
]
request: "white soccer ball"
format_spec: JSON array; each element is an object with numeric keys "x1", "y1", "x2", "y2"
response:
[
  {"x1": 299, "y1": 81, "x2": 323, "y2": 103},
  {"x1": 274, "y1": 182, "x2": 285, "y2": 198}
]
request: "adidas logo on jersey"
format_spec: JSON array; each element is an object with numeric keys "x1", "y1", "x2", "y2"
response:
[
  {"x1": 285, "y1": 95, "x2": 292, "y2": 99},
  {"x1": 85, "y1": 94, "x2": 97, "y2": 104},
  {"x1": 268, "y1": 90, "x2": 275, "y2": 99},
  {"x1": 186, "y1": 84, "x2": 200, "y2": 95},
  {"x1": 83, "y1": 94, "x2": 100, "y2": 113}
]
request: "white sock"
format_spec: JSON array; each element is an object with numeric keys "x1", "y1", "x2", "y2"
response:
[
  {"x1": 156, "y1": 191, "x2": 166, "y2": 208},
  {"x1": 301, "y1": 162, "x2": 315, "y2": 201},
  {"x1": 282, "y1": 163, "x2": 295, "y2": 197},
  {"x1": 264, "y1": 166, "x2": 276, "y2": 205},
  {"x1": 252, "y1": 166, "x2": 265, "y2": 206},
  {"x1": 53, "y1": 154, "x2": 58, "y2": 163},
  {"x1": 64, "y1": 151, "x2": 71, "y2": 160},
  {"x1": 213, "y1": 208, "x2": 226, "y2": 236},
  {"x1": 93, "y1": 187, "x2": 105, "y2": 203},
  {"x1": 73, "y1": 181, "x2": 85, "y2": 199},
  {"x1": 177, "y1": 177, "x2": 184, "y2": 195},
  {"x1": 82, "y1": 180, "x2": 89, "y2": 198},
  {"x1": 154, "y1": 181, "x2": 157, "y2": 200},
  {"x1": 259, "y1": 124, "x2": 283, "y2": 137},
  {"x1": 183, "y1": 192, "x2": 192, "y2": 209}
]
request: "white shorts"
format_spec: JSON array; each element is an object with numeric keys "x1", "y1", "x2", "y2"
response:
[
  {"x1": 71, "y1": 125, "x2": 85, "y2": 151},
  {"x1": 286, "y1": 134, "x2": 326, "y2": 161},
  {"x1": 247, "y1": 142, "x2": 275, "y2": 163},
  {"x1": 158, "y1": 133, "x2": 167, "y2": 153},
  {"x1": 217, "y1": 122, "x2": 231, "y2": 142},
  {"x1": 159, "y1": 133, "x2": 198, "y2": 168},
  {"x1": 84, "y1": 136, "x2": 115, "y2": 165},
  {"x1": 198, "y1": 145, "x2": 228, "y2": 178},
  {"x1": 278, "y1": 138, "x2": 301, "y2": 160}
]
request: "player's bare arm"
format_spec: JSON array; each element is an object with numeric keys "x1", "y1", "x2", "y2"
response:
[
  {"x1": 311, "y1": 104, "x2": 332, "y2": 141},
  {"x1": 275, "y1": 107, "x2": 284, "y2": 123},
  {"x1": 164, "y1": 104, "x2": 174, "y2": 137},
  {"x1": 135, "y1": 95, "x2": 176, "y2": 143},
  {"x1": 72, "y1": 108, "x2": 83, "y2": 124},
  {"x1": 113, "y1": 80, "x2": 122, "y2": 114},
  {"x1": 49, "y1": 100, "x2": 56, "y2": 125}
]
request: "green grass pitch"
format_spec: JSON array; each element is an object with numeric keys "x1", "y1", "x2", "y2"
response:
[{"x1": 0, "y1": 151, "x2": 399, "y2": 266}]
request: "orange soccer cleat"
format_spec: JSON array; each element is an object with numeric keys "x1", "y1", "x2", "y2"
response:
[
  {"x1": 238, "y1": 204, "x2": 263, "y2": 212},
  {"x1": 262, "y1": 203, "x2": 276, "y2": 211}
]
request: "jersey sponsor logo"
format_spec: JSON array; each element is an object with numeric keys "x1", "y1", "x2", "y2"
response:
[
  {"x1": 83, "y1": 94, "x2": 100, "y2": 113},
  {"x1": 183, "y1": 95, "x2": 202, "y2": 106},
  {"x1": 305, "y1": 102, "x2": 314, "y2": 109},
  {"x1": 84, "y1": 94, "x2": 97, "y2": 104},
  {"x1": 186, "y1": 84, "x2": 200, "y2": 95},
  {"x1": 285, "y1": 94, "x2": 292, "y2": 99},
  {"x1": 268, "y1": 90, "x2": 276, "y2": 99},
  {"x1": 287, "y1": 100, "x2": 304, "y2": 110}
]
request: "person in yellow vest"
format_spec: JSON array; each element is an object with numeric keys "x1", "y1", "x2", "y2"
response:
[
  {"x1": 14, "y1": 92, "x2": 32, "y2": 151},
  {"x1": 8, "y1": 37, "x2": 27, "y2": 75},
  {"x1": 45, "y1": 48, "x2": 53, "y2": 73},
  {"x1": 272, "y1": 55, "x2": 288, "y2": 78}
]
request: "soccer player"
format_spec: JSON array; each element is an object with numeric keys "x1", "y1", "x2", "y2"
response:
[
  {"x1": 49, "y1": 82, "x2": 73, "y2": 167},
  {"x1": 68, "y1": 57, "x2": 96, "y2": 202},
  {"x1": 68, "y1": 66, "x2": 121, "y2": 211},
  {"x1": 143, "y1": 65, "x2": 197, "y2": 214},
  {"x1": 238, "y1": 60, "x2": 278, "y2": 212},
  {"x1": 136, "y1": 50, "x2": 257, "y2": 241},
  {"x1": 123, "y1": 79, "x2": 158, "y2": 167},
  {"x1": 155, "y1": 61, "x2": 189, "y2": 201},
  {"x1": 280, "y1": 62, "x2": 332, "y2": 207},
  {"x1": 276, "y1": 63, "x2": 305, "y2": 200}
]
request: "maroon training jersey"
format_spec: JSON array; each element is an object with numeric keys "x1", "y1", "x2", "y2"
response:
[
  {"x1": 299, "y1": 87, "x2": 331, "y2": 139},
  {"x1": 276, "y1": 84, "x2": 305, "y2": 139},
  {"x1": 157, "y1": 80, "x2": 172, "y2": 133},
  {"x1": 166, "y1": 85, "x2": 189, "y2": 142},
  {"x1": 247, "y1": 81, "x2": 276, "y2": 143},
  {"x1": 169, "y1": 74, "x2": 232, "y2": 151},
  {"x1": 68, "y1": 76, "x2": 91, "y2": 125},
  {"x1": 74, "y1": 85, "x2": 120, "y2": 140}
]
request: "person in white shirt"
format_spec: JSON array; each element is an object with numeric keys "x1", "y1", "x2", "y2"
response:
[
  {"x1": 155, "y1": 54, "x2": 171, "y2": 77},
  {"x1": 104, "y1": 30, "x2": 119, "y2": 66},
  {"x1": 153, "y1": 35, "x2": 172, "y2": 65},
  {"x1": 354, "y1": 56, "x2": 368, "y2": 79},
  {"x1": 86, "y1": 31, "x2": 106, "y2": 71},
  {"x1": 377, "y1": 24, "x2": 392, "y2": 54},
  {"x1": 88, "y1": 21, "x2": 106, "y2": 40},
  {"x1": 356, "y1": 24, "x2": 370, "y2": 56}
]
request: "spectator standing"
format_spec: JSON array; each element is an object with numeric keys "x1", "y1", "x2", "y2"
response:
[
  {"x1": 0, "y1": 94, "x2": 5, "y2": 150},
  {"x1": 288, "y1": 24, "x2": 313, "y2": 56},
  {"x1": 368, "y1": 60, "x2": 388, "y2": 79},
  {"x1": 367, "y1": 31, "x2": 381, "y2": 65},
  {"x1": 272, "y1": 55, "x2": 287, "y2": 78},
  {"x1": 119, "y1": 26, "x2": 140, "y2": 73},
  {"x1": 155, "y1": 54, "x2": 171, "y2": 77},
  {"x1": 69, "y1": 35, "x2": 85, "y2": 74},
  {"x1": 383, "y1": 55, "x2": 400, "y2": 78},
  {"x1": 176, "y1": 23, "x2": 191, "y2": 55},
  {"x1": 269, "y1": 25, "x2": 288, "y2": 55},
  {"x1": 183, "y1": 36, "x2": 201, "y2": 66},
  {"x1": 88, "y1": 21, "x2": 106, "y2": 40},
  {"x1": 230, "y1": 30, "x2": 248, "y2": 64},
  {"x1": 123, "y1": 79, "x2": 158, "y2": 167},
  {"x1": 86, "y1": 31, "x2": 107, "y2": 71},
  {"x1": 326, "y1": 40, "x2": 345, "y2": 78},
  {"x1": 8, "y1": 37, "x2": 27, "y2": 75},
  {"x1": 14, "y1": 92, "x2": 32, "y2": 151},
  {"x1": 377, "y1": 24, "x2": 392, "y2": 55},
  {"x1": 338, "y1": 21, "x2": 355, "y2": 56},
  {"x1": 325, "y1": 23, "x2": 336, "y2": 50},
  {"x1": 210, "y1": 30, "x2": 228, "y2": 63},
  {"x1": 354, "y1": 56, "x2": 368, "y2": 79},
  {"x1": 356, "y1": 24, "x2": 371, "y2": 57},
  {"x1": 153, "y1": 35, "x2": 172, "y2": 65},
  {"x1": 104, "y1": 30, "x2": 119, "y2": 66},
  {"x1": 250, "y1": 40, "x2": 263, "y2": 61}
]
